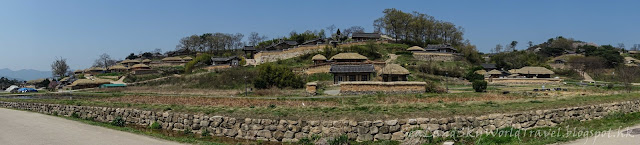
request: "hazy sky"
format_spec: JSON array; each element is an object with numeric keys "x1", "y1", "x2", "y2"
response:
[{"x1": 1, "y1": 0, "x2": 638, "y2": 71}]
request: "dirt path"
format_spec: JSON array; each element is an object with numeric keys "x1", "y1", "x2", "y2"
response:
[
  {"x1": 0, "y1": 108, "x2": 183, "y2": 145},
  {"x1": 386, "y1": 54, "x2": 398, "y2": 63}
]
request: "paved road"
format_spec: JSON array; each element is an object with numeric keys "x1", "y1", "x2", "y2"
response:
[
  {"x1": 0, "y1": 108, "x2": 183, "y2": 145},
  {"x1": 559, "y1": 124, "x2": 640, "y2": 145}
]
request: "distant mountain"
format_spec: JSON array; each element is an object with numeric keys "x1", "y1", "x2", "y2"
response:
[{"x1": 0, "y1": 68, "x2": 52, "y2": 81}]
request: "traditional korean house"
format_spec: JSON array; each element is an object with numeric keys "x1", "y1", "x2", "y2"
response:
[
  {"x1": 380, "y1": 64, "x2": 410, "y2": 82},
  {"x1": 142, "y1": 59, "x2": 152, "y2": 65},
  {"x1": 264, "y1": 40, "x2": 298, "y2": 51},
  {"x1": 512, "y1": 66, "x2": 554, "y2": 78},
  {"x1": 486, "y1": 69, "x2": 503, "y2": 78},
  {"x1": 73, "y1": 69, "x2": 84, "y2": 75},
  {"x1": 242, "y1": 46, "x2": 257, "y2": 57},
  {"x1": 301, "y1": 38, "x2": 327, "y2": 45},
  {"x1": 481, "y1": 63, "x2": 497, "y2": 71},
  {"x1": 107, "y1": 64, "x2": 128, "y2": 73},
  {"x1": 120, "y1": 59, "x2": 141, "y2": 67},
  {"x1": 130, "y1": 64, "x2": 157, "y2": 75},
  {"x1": 312, "y1": 54, "x2": 327, "y2": 65},
  {"x1": 330, "y1": 53, "x2": 368, "y2": 63},
  {"x1": 182, "y1": 56, "x2": 193, "y2": 62},
  {"x1": 425, "y1": 44, "x2": 458, "y2": 53},
  {"x1": 351, "y1": 33, "x2": 381, "y2": 41},
  {"x1": 87, "y1": 67, "x2": 106, "y2": 75},
  {"x1": 406, "y1": 46, "x2": 425, "y2": 52},
  {"x1": 211, "y1": 56, "x2": 241, "y2": 67},
  {"x1": 162, "y1": 57, "x2": 186, "y2": 65},
  {"x1": 330, "y1": 64, "x2": 375, "y2": 84}
]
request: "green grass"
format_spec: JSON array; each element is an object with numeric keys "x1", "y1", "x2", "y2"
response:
[
  {"x1": 3, "y1": 92, "x2": 640, "y2": 121},
  {"x1": 305, "y1": 73, "x2": 333, "y2": 82},
  {"x1": 418, "y1": 111, "x2": 640, "y2": 145}
]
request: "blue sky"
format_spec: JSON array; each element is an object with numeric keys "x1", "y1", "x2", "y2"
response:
[{"x1": 1, "y1": 0, "x2": 638, "y2": 71}]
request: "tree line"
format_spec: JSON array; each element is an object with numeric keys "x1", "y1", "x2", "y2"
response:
[{"x1": 374, "y1": 8, "x2": 465, "y2": 46}]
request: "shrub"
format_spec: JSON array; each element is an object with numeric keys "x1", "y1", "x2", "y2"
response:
[
  {"x1": 201, "y1": 128, "x2": 210, "y2": 137},
  {"x1": 185, "y1": 54, "x2": 212, "y2": 73},
  {"x1": 464, "y1": 66, "x2": 484, "y2": 81},
  {"x1": 110, "y1": 116, "x2": 125, "y2": 127},
  {"x1": 425, "y1": 81, "x2": 446, "y2": 93},
  {"x1": 254, "y1": 63, "x2": 304, "y2": 89},
  {"x1": 472, "y1": 80, "x2": 487, "y2": 92},
  {"x1": 71, "y1": 112, "x2": 80, "y2": 118},
  {"x1": 150, "y1": 121, "x2": 161, "y2": 129},
  {"x1": 328, "y1": 135, "x2": 349, "y2": 145}
]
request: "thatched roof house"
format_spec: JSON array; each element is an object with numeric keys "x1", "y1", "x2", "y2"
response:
[
  {"x1": 512, "y1": 66, "x2": 554, "y2": 78},
  {"x1": 162, "y1": 57, "x2": 183, "y2": 62},
  {"x1": 87, "y1": 67, "x2": 106, "y2": 75},
  {"x1": 183, "y1": 56, "x2": 193, "y2": 61},
  {"x1": 381, "y1": 64, "x2": 410, "y2": 82},
  {"x1": 487, "y1": 69, "x2": 503, "y2": 78},
  {"x1": 312, "y1": 54, "x2": 327, "y2": 65},
  {"x1": 131, "y1": 64, "x2": 151, "y2": 70},
  {"x1": 142, "y1": 59, "x2": 152, "y2": 65},
  {"x1": 312, "y1": 54, "x2": 327, "y2": 61},
  {"x1": 330, "y1": 53, "x2": 368, "y2": 62},
  {"x1": 108, "y1": 65, "x2": 128, "y2": 72},
  {"x1": 73, "y1": 69, "x2": 84, "y2": 75},
  {"x1": 69, "y1": 79, "x2": 111, "y2": 89},
  {"x1": 406, "y1": 46, "x2": 425, "y2": 52}
]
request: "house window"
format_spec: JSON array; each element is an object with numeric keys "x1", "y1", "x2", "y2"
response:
[
  {"x1": 361, "y1": 75, "x2": 368, "y2": 81},
  {"x1": 349, "y1": 75, "x2": 356, "y2": 81},
  {"x1": 337, "y1": 76, "x2": 343, "y2": 82}
]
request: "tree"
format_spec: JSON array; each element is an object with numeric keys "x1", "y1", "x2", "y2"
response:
[
  {"x1": 248, "y1": 32, "x2": 268, "y2": 46},
  {"x1": 318, "y1": 29, "x2": 326, "y2": 38},
  {"x1": 493, "y1": 44, "x2": 503, "y2": 53},
  {"x1": 508, "y1": 41, "x2": 518, "y2": 52},
  {"x1": 458, "y1": 40, "x2": 483, "y2": 64},
  {"x1": 51, "y1": 57, "x2": 70, "y2": 79},
  {"x1": 126, "y1": 53, "x2": 137, "y2": 60},
  {"x1": 631, "y1": 44, "x2": 640, "y2": 51},
  {"x1": 343, "y1": 26, "x2": 365, "y2": 37},
  {"x1": 615, "y1": 66, "x2": 639, "y2": 93},
  {"x1": 528, "y1": 41, "x2": 533, "y2": 48},
  {"x1": 374, "y1": 8, "x2": 465, "y2": 45},
  {"x1": 93, "y1": 53, "x2": 116, "y2": 68},
  {"x1": 617, "y1": 43, "x2": 626, "y2": 50},
  {"x1": 472, "y1": 80, "x2": 487, "y2": 92},
  {"x1": 326, "y1": 25, "x2": 336, "y2": 35},
  {"x1": 253, "y1": 64, "x2": 304, "y2": 89}
]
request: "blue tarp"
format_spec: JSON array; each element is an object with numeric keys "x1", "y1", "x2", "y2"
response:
[{"x1": 17, "y1": 88, "x2": 38, "y2": 92}]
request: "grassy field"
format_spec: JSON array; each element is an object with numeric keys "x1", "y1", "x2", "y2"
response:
[{"x1": 3, "y1": 84, "x2": 640, "y2": 121}]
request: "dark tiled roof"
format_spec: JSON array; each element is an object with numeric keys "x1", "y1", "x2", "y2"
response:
[
  {"x1": 243, "y1": 46, "x2": 256, "y2": 51},
  {"x1": 330, "y1": 64, "x2": 375, "y2": 73},
  {"x1": 352, "y1": 33, "x2": 381, "y2": 38},
  {"x1": 265, "y1": 40, "x2": 299, "y2": 49},
  {"x1": 211, "y1": 56, "x2": 240, "y2": 62},
  {"x1": 283, "y1": 40, "x2": 298, "y2": 45},
  {"x1": 481, "y1": 63, "x2": 497, "y2": 69},
  {"x1": 426, "y1": 44, "x2": 457, "y2": 51},
  {"x1": 302, "y1": 38, "x2": 326, "y2": 45}
]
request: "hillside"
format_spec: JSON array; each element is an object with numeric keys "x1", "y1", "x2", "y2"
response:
[{"x1": 0, "y1": 68, "x2": 51, "y2": 81}]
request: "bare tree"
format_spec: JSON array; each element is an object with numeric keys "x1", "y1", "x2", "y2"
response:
[
  {"x1": 616, "y1": 66, "x2": 639, "y2": 93},
  {"x1": 508, "y1": 41, "x2": 518, "y2": 52},
  {"x1": 617, "y1": 43, "x2": 626, "y2": 50},
  {"x1": 247, "y1": 32, "x2": 267, "y2": 46},
  {"x1": 631, "y1": 44, "x2": 640, "y2": 51},
  {"x1": 326, "y1": 25, "x2": 336, "y2": 35},
  {"x1": 93, "y1": 53, "x2": 116, "y2": 68},
  {"x1": 493, "y1": 44, "x2": 503, "y2": 53},
  {"x1": 343, "y1": 26, "x2": 365, "y2": 37},
  {"x1": 51, "y1": 57, "x2": 70, "y2": 79}
]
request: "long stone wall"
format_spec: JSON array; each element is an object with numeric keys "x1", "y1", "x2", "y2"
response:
[
  {"x1": 1, "y1": 100, "x2": 639, "y2": 143},
  {"x1": 253, "y1": 40, "x2": 388, "y2": 64},
  {"x1": 340, "y1": 81, "x2": 427, "y2": 95},
  {"x1": 412, "y1": 52, "x2": 461, "y2": 62}
]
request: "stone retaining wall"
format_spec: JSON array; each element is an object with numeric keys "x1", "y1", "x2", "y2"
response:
[
  {"x1": 340, "y1": 81, "x2": 427, "y2": 95},
  {"x1": 1, "y1": 100, "x2": 639, "y2": 143},
  {"x1": 487, "y1": 78, "x2": 563, "y2": 85},
  {"x1": 413, "y1": 52, "x2": 461, "y2": 62},
  {"x1": 253, "y1": 40, "x2": 388, "y2": 64}
]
